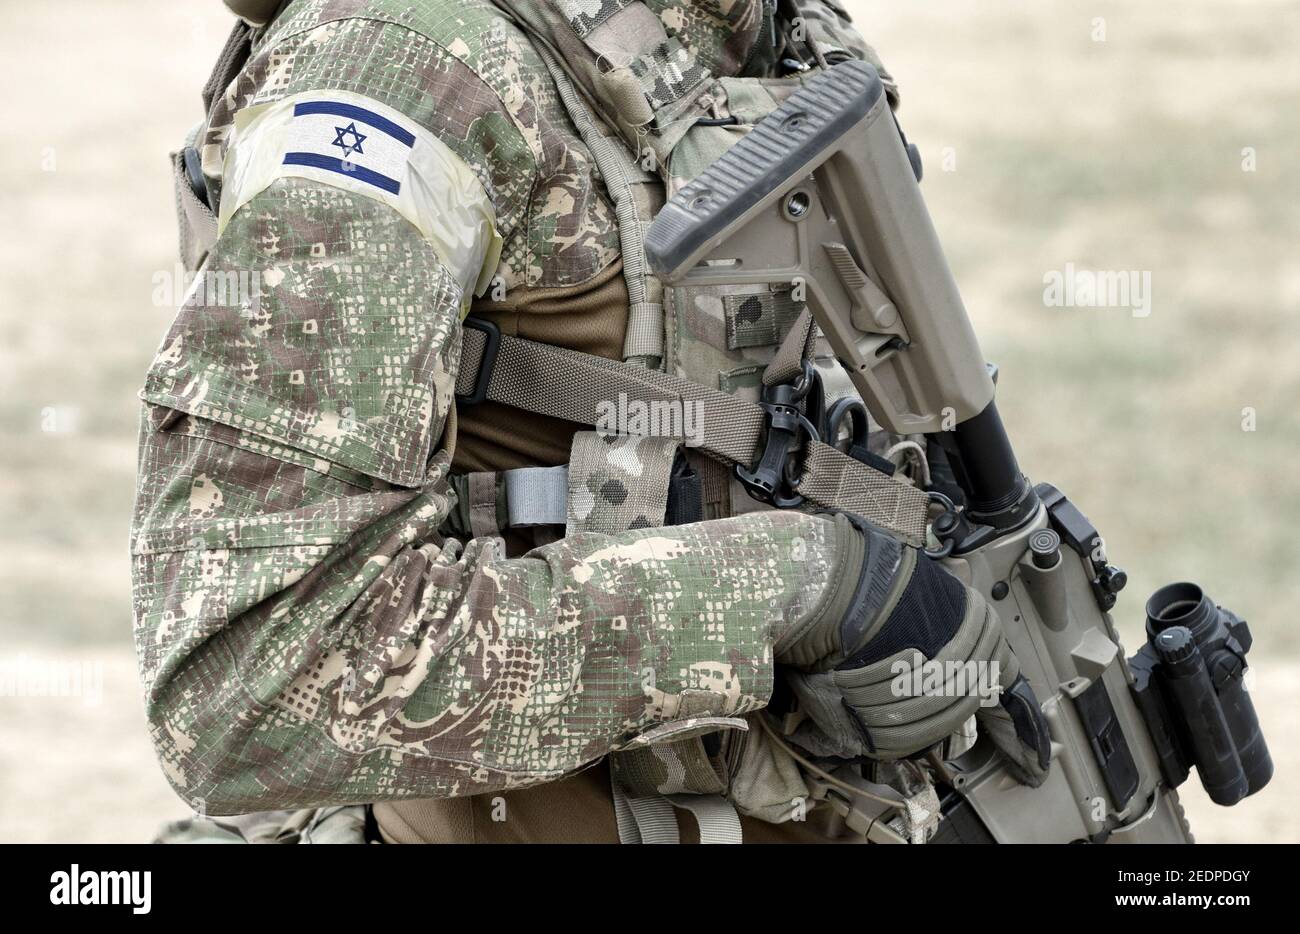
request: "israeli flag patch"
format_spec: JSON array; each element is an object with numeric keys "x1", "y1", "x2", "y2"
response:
[
  {"x1": 281, "y1": 99, "x2": 415, "y2": 195},
  {"x1": 219, "y1": 89, "x2": 503, "y2": 303}
]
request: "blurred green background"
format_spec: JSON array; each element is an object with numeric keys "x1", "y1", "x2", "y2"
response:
[{"x1": 0, "y1": 0, "x2": 1295, "y2": 842}]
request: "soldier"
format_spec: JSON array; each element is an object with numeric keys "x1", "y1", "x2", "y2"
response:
[{"x1": 136, "y1": 0, "x2": 1046, "y2": 844}]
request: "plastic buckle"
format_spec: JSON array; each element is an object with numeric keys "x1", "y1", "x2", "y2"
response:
[
  {"x1": 456, "y1": 316, "x2": 501, "y2": 406},
  {"x1": 735, "y1": 362, "x2": 821, "y2": 508},
  {"x1": 182, "y1": 146, "x2": 209, "y2": 208}
]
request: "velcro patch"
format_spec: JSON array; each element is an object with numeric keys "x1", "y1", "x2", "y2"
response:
[
  {"x1": 281, "y1": 99, "x2": 416, "y2": 195},
  {"x1": 219, "y1": 90, "x2": 502, "y2": 304}
]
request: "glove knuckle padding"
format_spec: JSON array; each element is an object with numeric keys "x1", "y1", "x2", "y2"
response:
[
  {"x1": 868, "y1": 697, "x2": 984, "y2": 758},
  {"x1": 834, "y1": 596, "x2": 999, "y2": 711},
  {"x1": 840, "y1": 549, "x2": 968, "y2": 668},
  {"x1": 785, "y1": 517, "x2": 1040, "y2": 767},
  {"x1": 835, "y1": 555, "x2": 1022, "y2": 758}
]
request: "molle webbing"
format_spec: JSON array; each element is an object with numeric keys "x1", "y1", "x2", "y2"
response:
[
  {"x1": 490, "y1": 1, "x2": 715, "y2": 168},
  {"x1": 455, "y1": 326, "x2": 930, "y2": 546}
]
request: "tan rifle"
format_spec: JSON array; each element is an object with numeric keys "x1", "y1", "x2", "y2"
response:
[{"x1": 645, "y1": 61, "x2": 1270, "y2": 843}]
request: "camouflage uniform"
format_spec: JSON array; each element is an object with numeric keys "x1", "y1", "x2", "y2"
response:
[{"x1": 134, "y1": 0, "x2": 894, "y2": 842}]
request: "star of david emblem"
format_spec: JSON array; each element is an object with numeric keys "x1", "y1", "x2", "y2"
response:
[{"x1": 331, "y1": 122, "x2": 367, "y2": 159}]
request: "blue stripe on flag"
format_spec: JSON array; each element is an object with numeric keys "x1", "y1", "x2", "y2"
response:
[
  {"x1": 292, "y1": 101, "x2": 416, "y2": 147},
  {"x1": 282, "y1": 152, "x2": 402, "y2": 194}
]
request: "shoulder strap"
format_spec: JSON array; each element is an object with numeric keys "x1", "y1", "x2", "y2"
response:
[
  {"x1": 222, "y1": 0, "x2": 286, "y2": 27},
  {"x1": 202, "y1": 19, "x2": 254, "y2": 115},
  {"x1": 537, "y1": 46, "x2": 666, "y2": 364},
  {"x1": 173, "y1": 18, "x2": 256, "y2": 270},
  {"x1": 455, "y1": 326, "x2": 930, "y2": 546}
]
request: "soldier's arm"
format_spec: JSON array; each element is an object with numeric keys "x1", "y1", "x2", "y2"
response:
[{"x1": 132, "y1": 8, "x2": 854, "y2": 814}]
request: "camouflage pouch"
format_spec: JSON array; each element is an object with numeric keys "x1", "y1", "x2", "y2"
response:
[
  {"x1": 726, "y1": 715, "x2": 813, "y2": 823},
  {"x1": 616, "y1": 708, "x2": 816, "y2": 826},
  {"x1": 566, "y1": 431, "x2": 681, "y2": 533},
  {"x1": 564, "y1": 430, "x2": 750, "y2": 811},
  {"x1": 491, "y1": 1, "x2": 755, "y2": 168}
]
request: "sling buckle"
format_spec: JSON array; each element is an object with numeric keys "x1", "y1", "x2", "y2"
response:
[
  {"x1": 456, "y1": 316, "x2": 501, "y2": 406},
  {"x1": 735, "y1": 362, "x2": 820, "y2": 509}
]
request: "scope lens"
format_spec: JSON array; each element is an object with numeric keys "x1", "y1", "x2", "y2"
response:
[{"x1": 1146, "y1": 582, "x2": 1206, "y2": 628}]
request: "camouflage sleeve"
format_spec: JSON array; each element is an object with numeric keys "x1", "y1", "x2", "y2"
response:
[{"x1": 132, "y1": 4, "x2": 849, "y2": 814}]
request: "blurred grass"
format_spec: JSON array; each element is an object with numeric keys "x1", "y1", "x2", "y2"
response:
[
  {"x1": 0, "y1": 2, "x2": 234, "y2": 642},
  {"x1": 0, "y1": 0, "x2": 1295, "y2": 841},
  {"x1": 863, "y1": 0, "x2": 1300, "y2": 657}
]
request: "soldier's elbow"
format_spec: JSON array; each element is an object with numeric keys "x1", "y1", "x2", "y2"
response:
[{"x1": 145, "y1": 692, "x2": 275, "y2": 816}]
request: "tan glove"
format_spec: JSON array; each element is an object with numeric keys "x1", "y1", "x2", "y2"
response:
[{"x1": 777, "y1": 512, "x2": 1051, "y2": 785}]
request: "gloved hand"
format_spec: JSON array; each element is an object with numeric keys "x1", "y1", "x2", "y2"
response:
[{"x1": 775, "y1": 513, "x2": 1051, "y2": 786}]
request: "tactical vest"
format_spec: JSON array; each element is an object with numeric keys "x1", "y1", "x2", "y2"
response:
[{"x1": 176, "y1": 0, "x2": 934, "y2": 844}]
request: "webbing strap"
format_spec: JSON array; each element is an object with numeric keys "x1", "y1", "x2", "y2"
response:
[
  {"x1": 624, "y1": 301, "x2": 666, "y2": 362},
  {"x1": 466, "y1": 472, "x2": 499, "y2": 539},
  {"x1": 504, "y1": 465, "x2": 569, "y2": 528},
  {"x1": 611, "y1": 781, "x2": 680, "y2": 844},
  {"x1": 609, "y1": 759, "x2": 743, "y2": 844},
  {"x1": 539, "y1": 47, "x2": 665, "y2": 364},
  {"x1": 202, "y1": 20, "x2": 253, "y2": 115},
  {"x1": 763, "y1": 307, "x2": 818, "y2": 387},
  {"x1": 665, "y1": 794, "x2": 744, "y2": 845},
  {"x1": 456, "y1": 327, "x2": 930, "y2": 546}
]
